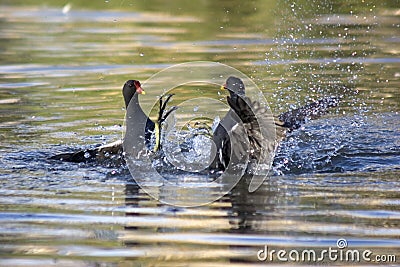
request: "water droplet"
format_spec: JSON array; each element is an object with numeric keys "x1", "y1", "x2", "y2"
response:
[{"x1": 62, "y1": 3, "x2": 71, "y2": 14}]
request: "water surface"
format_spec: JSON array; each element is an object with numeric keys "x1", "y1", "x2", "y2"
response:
[{"x1": 0, "y1": 0, "x2": 399, "y2": 265}]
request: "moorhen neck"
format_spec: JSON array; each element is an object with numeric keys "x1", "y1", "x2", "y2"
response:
[{"x1": 123, "y1": 80, "x2": 157, "y2": 151}]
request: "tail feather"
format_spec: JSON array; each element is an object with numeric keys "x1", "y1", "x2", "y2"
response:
[
  {"x1": 277, "y1": 96, "x2": 340, "y2": 130},
  {"x1": 50, "y1": 140, "x2": 123, "y2": 164},
  {"x1": 50, "y1": 148, "x2": 97, "y2": 162}
]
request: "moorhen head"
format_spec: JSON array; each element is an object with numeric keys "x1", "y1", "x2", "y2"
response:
[
  {"x1": 223, "y1": 76, "x2": 245, "y2": 101},
  {"x1": 123, "y1": 80, "x2": 145, "y2": 108}
]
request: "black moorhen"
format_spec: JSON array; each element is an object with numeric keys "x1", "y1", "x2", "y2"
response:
[
  {"x1": 52, "y1": 80, "x2": 175, "y2": 165},
  {"x1": 210, "y1": 76, "x2": 339, "y2": 171}
]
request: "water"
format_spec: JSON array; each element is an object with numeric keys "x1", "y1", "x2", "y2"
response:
[{"x1": 1, "y1": 1, "x2": 399, "y2": 265}]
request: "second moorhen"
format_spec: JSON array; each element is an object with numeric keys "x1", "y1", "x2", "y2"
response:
[{"x1": 210, "y1": 76, "x2": 339, "y2": 172}]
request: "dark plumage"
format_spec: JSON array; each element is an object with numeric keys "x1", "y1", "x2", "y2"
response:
[
  {"x1": 51, "y1": 80, "x2": 175, "y2": 164},
  {"x1": 52, "y1": 76, "x2": 339, "y2": 174},
  {"x1": 210, "y1": 76, "x2": 339, "y2": 172}
]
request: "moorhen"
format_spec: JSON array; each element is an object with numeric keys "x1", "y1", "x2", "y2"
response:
[
  {"x1": 210, "y1": 76, "x2": 339, "y2": 172},
  {"x1": 51, "y1": 80, "x2": 175, "y2": 165}
]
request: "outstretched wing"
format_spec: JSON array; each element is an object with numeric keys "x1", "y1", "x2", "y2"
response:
[
  {"x1": 227, "y1": 95, "x2": 276, "y2": 162},
  {"x1": 277, "y1": 96, "x2": 340, "y2": 130}
]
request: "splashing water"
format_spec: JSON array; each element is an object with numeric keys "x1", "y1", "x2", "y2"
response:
[{"x1": 161, "y1": 127, "x2": 214, "y2": 172}]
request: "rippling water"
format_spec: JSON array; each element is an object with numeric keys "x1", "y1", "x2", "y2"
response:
[{"x1": 0, "y1": 1, "x2": 399, "y2": 266}]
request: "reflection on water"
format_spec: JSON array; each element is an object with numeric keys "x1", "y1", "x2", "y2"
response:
[{"x1": 0, "y1": 0, "x2": 399, "y2": 265}]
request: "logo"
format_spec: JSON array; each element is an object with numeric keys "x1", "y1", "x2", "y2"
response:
[{"x1": 257, "y1": 238, "x2": 397, "y2": 263}]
